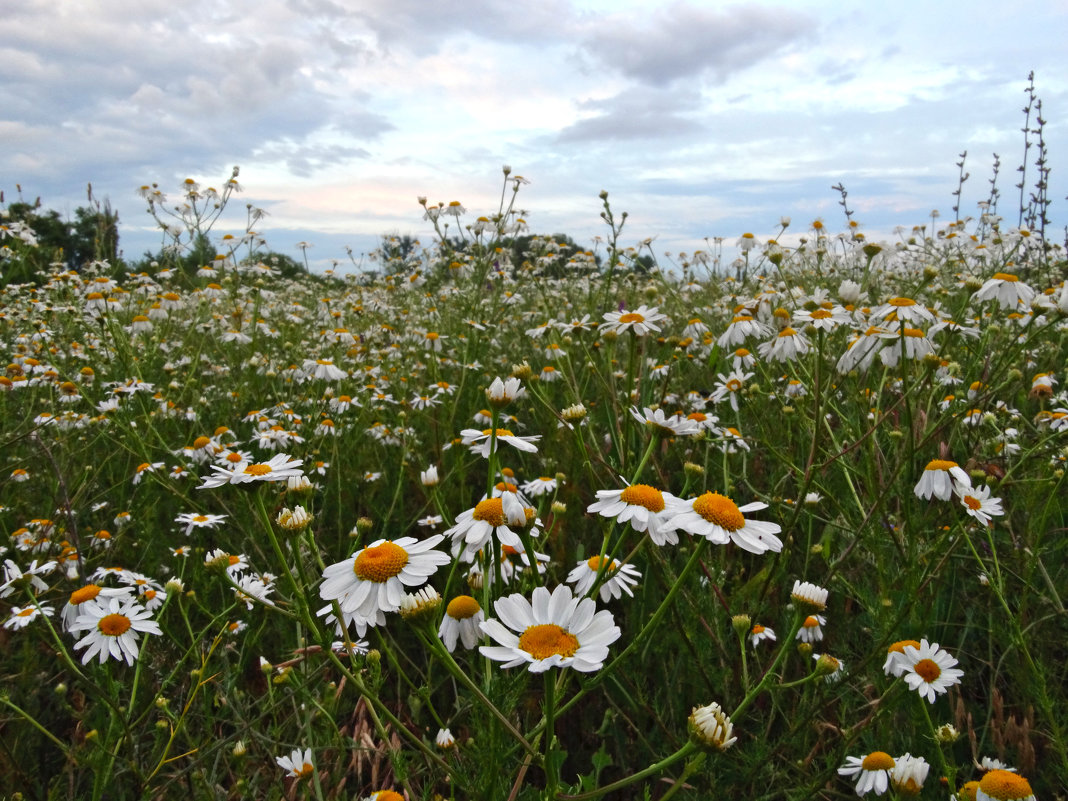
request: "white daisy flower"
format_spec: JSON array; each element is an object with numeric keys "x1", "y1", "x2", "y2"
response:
[
  {"x1": 662, "y1": 492, "x2": 783, "y2": 554},
  {"x1": 69, "y1": 595, "x2": 162, "y2": 665},
  {"x1": 459, "y1": 428, "x2": 540, "y2": 458},
  {"x1": 587, "y1": 483, "x2": 681, "y2": 545},
  {"x1": 600, "y1": 305, "x2": 667, "y2": 337},
  {"x1": 882, "y1": 639, "x2": 922, "y2": 677},
  {"x1": 438, "y1": 594, "x2": 484, "y2": 652},
  {"x1": 566, "y1": 555, "x2": 641, "y2": 601},
  {"x1": 318, "y1": 535, "x2": 450, "y2": 624},
  {"x1": 795, "y1": 614, "x2": 826, "y2": 643},
  {"x1": 444, "y1": 494, "x2": 529, "y2": 560},
  {"x1": 838, "y1": 751, "x2": 895, "y2": 796},
  {"x1": 972, "y1": 272, "x2": 1036, "y2": 310},
  {"x1": 749, "y1": 623, "x2": 776, "y2": 648},
  {"x1": 956, "y1": 484, "x2": 1004, "y2": 526},
  {"x1": 977, "y1": 769, "x2": 1035, "y2": 801},
  {"x1": 914, "y1": 459, "x2": 971, "y2": 501},
  {"x1": 889, "y1": 753, "x2": 930, "y2": 795},
  {"x1": 629, "y1": 406, "x2": 703, "y2": 437},
  {"x1": 174, "y1": 511, "x2": 228, "y2": 536},
  {"x1": 900, "y1": 639, "x2": 964, "y2": 703},
  {"x1": 4, "y1": 603, "x2": 53, "y2": 630},
  {"x1": 197, "y1": 453, "x2": 305, "y2": 489},
  {"x1": 479, "y1": 584, "x2": 621, "y2": 673},
  {"x1": 275, "y1": 747, "x2": 314, "y2": 779}
]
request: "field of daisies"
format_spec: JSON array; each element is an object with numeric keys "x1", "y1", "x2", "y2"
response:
[{"x1": 1, "y1": 171, "x2": 1066, "y2": 801}]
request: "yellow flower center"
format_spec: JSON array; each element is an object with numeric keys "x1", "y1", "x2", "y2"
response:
[
  {"x1": 778, "y1": 327, "x2": 797, "y2": 337},
  {"x1": 473, "y1": 498, "x2": 505, "y2": 527},
  {"x1": 243, "y1": 463, "x2": 273, "y2": 476},
  {"x1": 903, "y1": 327, "x2": 925, "y2": 338},
  {"x1": 860, "y1": 751, "x2": 895, "y2": 771},
  {"x1": 619, "y1": 484, "x2": 665, "y2": 512},
  {"x1": 913, "y1": 658, "x2": 942, "y2": 682},
  {"x1": 618, "y1": 312, "x2": 645, "y2": 324},
  {"x1": 978, "y1": 769, "x2": 1033, "y2": 800},
  {"x1": 446, "y1": 595, "x2": 482, "y2": 619},
  {"x1": 803, "y1": 615, "x2": 820, "y2": 628},
  {"x1": 810, "y1": 309, "x2": 832, "y2": 319},
  {"x1": 962, "y1": 494, "x2": 982, "y2": 510},
  {"x1": 353, "y1": 542, "x2": 409, "y2": 582},
  {"x1": 991, "y1": 272, "x2": 1018, "y2": 282},
  {"x1": 193, "y1": 436, "x2": 211, "y2": 449},
  {"x1": 98, "y1": 613, "x2": 132, "y2": 637},
  {"x1": 70, "y1": 584, "x2": 102, "y2": 605},
  {"x1": 374, "y1": 792, "x2": 404, "y2": 801},
  {"x1": 586, "y1": 555, "x2": 615, "y2": 572},
  {"x1": 481, "y1": 428, "x2": 515, "y2": 438},
  {"x1": 726, "y1": 379, "x2": 742, "y2": 392},
  {"x1": 925, "y1": 459, "x2": 958, "y2": 472},
  {"x1": 888, "y1": 639, "x2": 921, "y2": 654},
  {"x1": 691, "y1": 493, "x2": 745, "y2": 531},
  {"x1": 296, "y1": 763, "x2": 314, "y2": 779},
  {"x1": 518, "y1": 623, "x2": 580, "y2": 660},
  {"x1": 888, "y1": 297, "x2": 916, "y2": 307},
  {"x1": 751, "y1": 624, "x2": 765, "y2": 634},
  {"x1": 16, "y1": 607, "x2": 35, "y2": 617}
]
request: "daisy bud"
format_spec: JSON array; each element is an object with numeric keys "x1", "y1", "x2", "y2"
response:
[
  {"x1": 510, "y1": 361, "x2": 533, "y2": 380},
  {"x1": 277, "y1": 505, "x2": 313, "y2": 531},
  {"x1": 399, "y1": 586, "x2": 441, "y2": 622},
  {"x1": 813, "y1": 653, "x2": 841, "y2": 677},
  {"x1": 551, "y1": 501, "x2": 567, "y2": 515},
  {"x1": 935, "y1": 723, "x2": 960, "y2": 743},
  {"x1": 731, "y1": 614, "x2": 751, "y2": 638},
  {"x1": 435, "y1": 727, "x2": 456, "y2": 749},
  {"x1": 790, "y1": 580, "x2": 829, "y2": 612},
  {"x1": 688, "y1": 702, "x2": 737, "y2": 752},
  {"x1": 356, "y1": 517, "x2": 374, "y2": 536},
  {"x1": 165, "y1": 577, "x2": 185, "y2": 595},
  {"x1": 286, "y1": 474, "x2": 313, "y2": 493},
  {"x1": 232, "y1": 739, "x2": 247, "y2": 757},
  {"x1": 797, "y1": 642, "x2": 813, "y2": 658},
  {"x1": 561, "y1": 403, "x2": 587, "y2": 422},
  {"x1": 684, "y1": 461, "x2": 705, "y2": 478}
]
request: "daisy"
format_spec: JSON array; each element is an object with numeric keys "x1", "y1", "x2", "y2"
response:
[
  {"x1": 914, "y1": 459, "x2": 971, "y2": 501},
  {"x1": 749, "y1": 623, "x2": 776, "y2": 648},
  {"x1": 972, "y1": 272, "x2": 1036, "y2": 310},
  {"x1": 870, "y1": 296, "x2": 935, "y2": 325},
  {"x1": 956, "y1": 484, "x2": 1004, "y2": 526},
  {"x1": 796, "y1": 614, "x2": 825, "y2": 643},
  {"x1": 438, "y1": 594, "x2": 485, "y2": 652},
  {"x1": 459, "y1": 428, "x2": 540, "y2": 458},
  {"x1": 838, "y1": 751, "x2": 895, "y2": 796},
  {"x1": 444, "y1": 494, "x2": 529, "y2": 559},
  {"x1": 521, "y1": 476, "x2": 558, "y2": 496},
  {"x1": 629, "y1": 406, "x2": 702, "y2": 437},
  {"x1": 276, "y1": 747, "x2": 314, "y2": 780},
  {"x1": 69, "y1": 595, "x2": 162, "y2": 665},
  {"x1": 790, "y1": 580, "x2": 828, "y2": 610},
  {"x1": 4, "y1": 603, "x2": 54, "y2": 630},
  {"x1": 485, "y1": 376, "x2": 524, "y2": 406},
  {"x1": 793, "y1": 305, "x2": 851, "y2": 331},
  {"x1": 600, "y1": 305, "x2": 667, "y2": 337},
  {"x1": 900, "y1": 639, "x2": 964, "y2": 703},
  {"x1": 435, "y1": 728, "x2": 455, "y2": 749},
  {"x1": 688, "y1": 702, "x2": 737, "y2": 751},
  {"x1": 479, "y1": 584, "x2": 620, "y2": 673},
  {"x1": 318, "y1": 535, "x2": 450, "y2": 623},
  {"x1": 889, "y1": 753, "x2": 929, "y2": 796},
  {"x1": 174, "y1": 511, "x2": 228, "y2": 536},
  {"x1": 716, "y1": 314, "x2": 770, "y2": 348},
  {"x1": 662, "y1": 491, "x2": 783, "y2": 554},
  {"x1": 976, "y1": 770, "x2": 1035, "y2": 801},
  {"x1": 758, "y1": 327, "x2": 810, "y2": 363},
  {"x1": 197, "y1": 453, "x2": 305, "y2": 489},
  {"x1": 710, "y1": 370, "x2": 753, "y2": 412},
  {"x1": 587, "y1": 483, "x2": 681, "y2": 545},
  {"x1": 882, "y1": 639, "x2": 922, "y2": 677},
  {"x1": 566, "y1": 555, "x2": 641, "y2": 601}
]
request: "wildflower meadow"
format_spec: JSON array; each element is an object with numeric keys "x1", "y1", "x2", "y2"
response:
[{"x1": 1, "y1": 104, "x2": 1066, "y2": 801}]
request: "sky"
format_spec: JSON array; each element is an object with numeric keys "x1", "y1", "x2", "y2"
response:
[{"x1": 3, "y1": 0, "x2": 1067, "y2": 272}]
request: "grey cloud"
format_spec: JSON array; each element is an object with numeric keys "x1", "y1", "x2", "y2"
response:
[
  {"x1": 556, "y1": 88, "x2": 705, "y2": 143},
  {"x1": 582, "y1": 3, "x2": 815, "y2": 86}
]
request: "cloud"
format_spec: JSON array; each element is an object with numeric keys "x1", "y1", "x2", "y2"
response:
[
  {"x1": 581, "y1": 2, "x2": 815, "y2": 86},
  {"x1": 556, "y1": 87, "x2": 705, "y2": 142}
]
